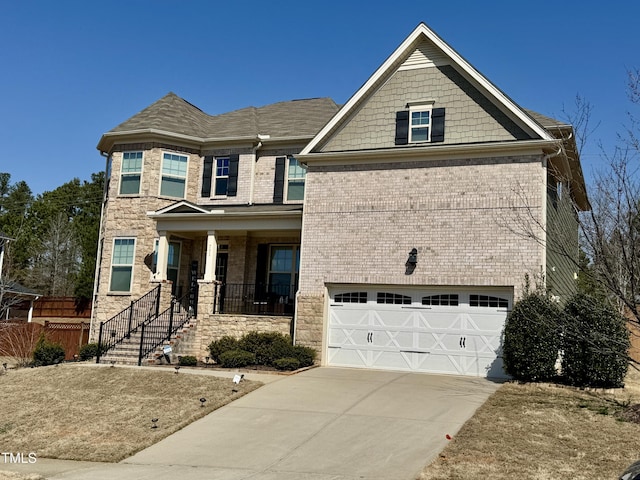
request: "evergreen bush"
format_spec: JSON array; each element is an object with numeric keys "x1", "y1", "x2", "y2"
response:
[
  {"x1": 32, "y1": 333, "x2": 65, "y2": 367},
  {"x1": 208, "y1": 336, "x2": 239, "y2": 363},
  {"x1": 79, "y1": 343, "x2": 103, "y2": 361},
  {"x1": 274, "y1": 357, "x2": 301, "y2": 371},
  {"x1": 178, "y1": 355, "x2": 198, "y2": 367},
  {"x1": 218, "y1": 349, "x2": 256, "y2": 368},
  {"x1": 562, "y1": 293, "x2": 629, "y2": 388},
  {"x1": 503, "y1": 292, "x2": 562, "y2": 382}
]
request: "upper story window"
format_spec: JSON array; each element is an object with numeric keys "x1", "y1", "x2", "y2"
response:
[
  {"x1": 119, "y1": 151, "x2": 143, "y2": 195},
  {"x1": 395, "y1": 104, "x2": 446, "y2": 145},
  {"x1": 286, "y1": 157, "x2": 306, "y2": 201},
  {"x1": 215, "y1": 157, "x2": 230, "y2": 196},
  {"x1": 201, "y1": 155, "x2": 239, "y2": 198},
  {"x1": 410, "y1": 107, "x2": 432, "y2": 143},
  {"x1": 160, "y1": 152, "x2": 188, "y2": 198}
]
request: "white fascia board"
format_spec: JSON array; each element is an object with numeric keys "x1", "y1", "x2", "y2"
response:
[
  {"x1": 301, "y1": 23, "x2": 553, "y2": 156},
  {"x1": 299, "y1": 139, "x2": 560, "y2": 166}
]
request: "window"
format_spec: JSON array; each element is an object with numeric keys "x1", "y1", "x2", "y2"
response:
[
  {"x1": 215, "y1": 157, "x2": 229, "y2": 196},
  {"x1": 286, "y1": 157, "x2": 306, "y2": 201},
  {"x1": 377, "y1": 292, "x2": 411, "y2": 305},
  {"x1": 334, "y1": 292, "x2": 368, "y2": 303},
  {"x1": 422, "y1": 294, "x2": 459, "y2": 306},
  {"x1": 160, "y1": 152, "x2": 188, "y2": 198},
  {"x1": 110, "y1": 238, "x2": 135, "y2": 292},
  {"x1": 470, "y1": 294, "x2": 508, "y2": 308},
  {"x1": 268, "y1": 245, "x2": 300, "y2": 298},
  {"x1": 119, "y1": 151, "x2": 143, "y2": 195},
  {"x1": 395, "y1": 106, "x2": 445, "y2": 145},
  {"x1": 410, "y1": 108, "x2": 431, "y2": 142}
]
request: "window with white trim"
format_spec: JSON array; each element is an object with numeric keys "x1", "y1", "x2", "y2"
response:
[
  {"x1": 409, "y1": 106, "x2": 432, "y2": 143},
  {"x1": 119, "y1": 151, "x2": 143, "y2": 195},
  {"x1": 110, "y1": 238, "x2": 135, "y2": 292},
  {"x1": 286, "y1": 157, "x2": 306, "y2": 201},
  {"x1": 160, "y1": 152, "x2": 188, "y2": 198},
  {"x1": 214, "y1": 157, "x2": 230, "y2": 196}
]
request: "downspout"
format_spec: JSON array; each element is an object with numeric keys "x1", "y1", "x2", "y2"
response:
[
  {"x1": 89, "y1": 151, "x2": 111, "y2": 340},
  {"x1": 541, "y1": 147, "x2": 563, "y2": 294},
  {"x1": 249, "y1": 134, "x2": 269, "y2": 205}
]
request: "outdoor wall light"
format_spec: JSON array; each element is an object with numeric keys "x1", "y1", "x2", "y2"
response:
[
  {"x1": 174, "y1": 366, "x2": 181, "y2": 374},
  {"x1": 110, "y1": 360, "x2": 115, "y2": 368},
  {"x1": 151, "y1": 418, "x2": 159, "y2": 429},
  {"x1": 2, "y1": 363, "x2": 7, "y2": 371},
  {"x1": 200, "y1": 397, "x2": 207, "y2": 408},
  {"x1": 405, "y1": 248, "x2": 418, "y2": 275}
]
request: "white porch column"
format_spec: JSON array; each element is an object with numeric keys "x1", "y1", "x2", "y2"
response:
[
  {"x1": 27, "y1": 297, "x2": 39, "y2": 323},
  {"x1": 203, "y1": 230, "x2": 218, "y2": 282},
  {"x1": 156, "y1": 231, "x2": 169, "y2": 281}
]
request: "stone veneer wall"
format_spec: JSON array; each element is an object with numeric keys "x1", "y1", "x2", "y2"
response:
[{"x1": 192, "y1": 313, "x2": 292, "y2": 361}]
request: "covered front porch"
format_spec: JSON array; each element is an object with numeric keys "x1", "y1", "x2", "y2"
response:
[{"x1": 148, "y1": 201, "x2": 302, "y2": 322}]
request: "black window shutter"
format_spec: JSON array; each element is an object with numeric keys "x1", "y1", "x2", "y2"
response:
[
  {"x1": 255, "y1": 244, "x2": 269, "y2": 298},
  {"x1": 273, "y1": 157, "x2": 285, "y2": 203},
  {"x1": 395, "y1": 110, "x2": 409, "y2": 145},
  {"x1": 227, "y1": 154, "x2": 239, "y2": 197},
  {"x1": 201, "y1": 156, "x2": 213, "y2": 197},
  {"x1": 431, "y1": 108, "x2": 446, "y2": 143}
]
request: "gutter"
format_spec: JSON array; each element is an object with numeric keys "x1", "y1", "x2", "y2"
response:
[{"x1": 89, "y1": 150, "x2": 111, "y2": 340}]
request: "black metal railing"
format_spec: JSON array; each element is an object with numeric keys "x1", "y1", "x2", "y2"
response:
[
  {"x1": 96, "y1": 285, "x2": 161, "y2": 363},
  {"x1": 137, "y1": 293, "x2": 193, "y2": 366},
  {"x1": 215, "y1": 283, "x2": 293, "y2": 316}
]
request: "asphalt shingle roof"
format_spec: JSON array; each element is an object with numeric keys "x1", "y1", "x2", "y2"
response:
[{"x1": 109, "y1": 93, "x2": 339, "y2": 140}]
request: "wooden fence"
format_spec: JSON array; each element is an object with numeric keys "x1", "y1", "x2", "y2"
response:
[
  {"x1": 32, "y1": 297, "x2": 92, "y2": 318},
  {"x1": 0, "y1": 321, "x2": 90, "y2": 361}
]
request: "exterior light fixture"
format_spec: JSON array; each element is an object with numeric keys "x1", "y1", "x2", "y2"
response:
[
  {"x1": 151, "y1": 418, "x2": 159, "y2": 429},
  {"x1": 174, "y1": 366, "x2": 181, "y2": 374},
  {"x1": 110, "y1": 360, "x2": 116, "y2": 368},
  {"x1": 200, "y1": 397, "x2": 207, "y2": 407},
  {"x1": 2, "y1": 363, "x2": 7, "y2": 371},
  {"x1": 204, "y1": 356, "x2": 210, "y2": 367},
  {"x1": 405, "y1": 248, "x2": 418, "y2": 275}
]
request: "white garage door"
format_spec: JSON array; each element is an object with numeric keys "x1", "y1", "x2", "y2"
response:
[{"x1": 327, "y1": 287, "x2": 511, "y2": 378}]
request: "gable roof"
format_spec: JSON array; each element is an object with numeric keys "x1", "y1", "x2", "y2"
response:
[
  {"x1": 98, "y1": 94, "x2": 339, "y2": 152},
  {"x1": 301, "y1": 23, "x2": 554, "y2": 155}
]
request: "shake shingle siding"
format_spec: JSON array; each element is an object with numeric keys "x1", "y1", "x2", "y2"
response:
[{"x1": 318, "y1": 65, "x2": 531, "y2": 152}]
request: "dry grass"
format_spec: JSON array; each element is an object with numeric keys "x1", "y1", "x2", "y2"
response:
[
  {"x1": 0, "y1": 364, "x2": 261, "y2": 462},
  {"x1": 419, "y1": 368, "x2": 640, "y2": 480}
]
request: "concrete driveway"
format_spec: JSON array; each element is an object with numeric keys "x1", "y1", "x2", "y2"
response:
[{"x1": 25, "y1": 367, "x2": 500, "y2": 480}]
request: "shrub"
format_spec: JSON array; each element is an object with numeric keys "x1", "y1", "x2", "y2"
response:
[
  {"x1": 178, "y1": 355, "x2": 198, "y2": 367},
  {"x1": 274, "y1": 357, "x2": 301, "y2": 371},
  {"x1": 562, "y1": 293, "x2": 629, "y2": 388},
  {"x1": 290, "y1": 345, "x2": 316, "y2": 368},
  {"x1": 32, "y1": 333, "x2": 65, "y2": 367},
  {"x1": 238, "y1": 331, "x2": 293, "y2": 366},
  {"x1": 79, "y1": 343, "x2": 104, "y2": 361},
  {"x1": 208, "y1": 336, "x2": 239, "y2": 363},
  {"x1": 502, "y1": 292, "x2": 562, "y2": 382},
  {"x1": 218, "y1": 349, "x2": 255, "y2": 368}
]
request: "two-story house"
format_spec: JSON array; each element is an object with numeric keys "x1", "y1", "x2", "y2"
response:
[{"x1": 91, "y1": 23, "x2": 587, "y2": 377}]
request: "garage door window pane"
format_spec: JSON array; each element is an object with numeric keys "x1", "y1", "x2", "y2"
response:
[
  {"x1": 470, "y1": 294, "x2": 508, "y2": 308},
  {"x1": 422, "y1": 294, "x2": 459, "y2": 306},
  {"x1": 335, "y1": 292, "x2": 367, "y2": 303},
  {"x1": 377, "y1": 292, "x2": 411, "y2": 304}
]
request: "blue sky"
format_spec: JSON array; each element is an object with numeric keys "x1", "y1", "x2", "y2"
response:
[{"x1": 1, "y1": 1, "x2": 638, "y2": 194}]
